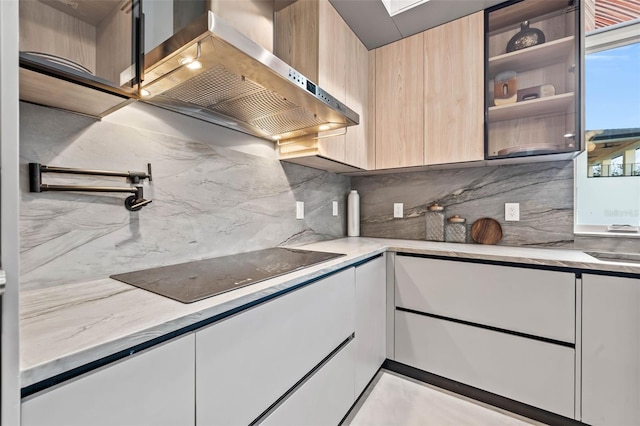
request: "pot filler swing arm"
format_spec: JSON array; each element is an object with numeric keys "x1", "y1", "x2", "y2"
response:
[{"x1": 29, "y1": 162, "x2": 153, "y2": 211}]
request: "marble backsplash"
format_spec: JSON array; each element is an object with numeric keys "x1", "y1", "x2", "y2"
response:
[
  {"x1": 352, "y1": 161, "x2": 575, "y2": 247},
  {"x1": 20, "y1": 103, "x2": 350, "y2": 290}
]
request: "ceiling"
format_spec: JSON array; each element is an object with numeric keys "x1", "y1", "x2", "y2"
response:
[
  {"x1": 329, "y1": 0, "x2": 640, "y2": 50},
  {"x1": 328, "y1": 0, "x2": 505, "y2": 50}
]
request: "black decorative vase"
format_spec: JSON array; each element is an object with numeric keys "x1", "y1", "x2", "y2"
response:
[{"x1": 506, "y1": 21, "x2": 545, "y2": 53}]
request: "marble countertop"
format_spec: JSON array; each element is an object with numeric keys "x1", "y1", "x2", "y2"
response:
[{"x1": 20, "y1": 237, "x2": 640, "y2": 389}]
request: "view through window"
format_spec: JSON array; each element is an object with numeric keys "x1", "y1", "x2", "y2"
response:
[
  {"x1": 585, "y1": 41, "x2": 640, "y2": 177},
  {"x1": 575, "y1": 0, "x2": 640, "y2": 229}
]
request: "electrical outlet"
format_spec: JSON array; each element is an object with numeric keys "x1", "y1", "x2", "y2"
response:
[
  {"x1": 296, "y1": 201, "x2": 304, "y2": 219},
  {"x1": 394, "y1": 203, "x2": 403, "y2": 218},
  {"x1": 332, "y1": 201, "x2": 338, "y2": 217},
  {"x1": 505, "y1": 203, "x2": 520, "y2": 221}
]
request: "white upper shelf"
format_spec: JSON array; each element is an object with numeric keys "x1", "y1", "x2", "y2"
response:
[{"x1": 488, "y1": 36, "x2": 575, "y2": 78}]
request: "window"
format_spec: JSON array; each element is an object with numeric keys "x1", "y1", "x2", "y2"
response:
[
  {"x1": 575, "y1": 11, "x2": 640, "y2": 231},
  {"x1": 585, "y1": 38, "x2": 640, "y2": 178},
  {"x1": 610, "y1": 155, "x2": 624, "y2": 176}
]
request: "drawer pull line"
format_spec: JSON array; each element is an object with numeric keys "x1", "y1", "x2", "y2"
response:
[{"x1": 396, "y1": 307, "x2": 574, "y2": 348}]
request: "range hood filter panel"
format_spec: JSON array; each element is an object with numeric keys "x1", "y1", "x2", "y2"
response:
[
  {"x1": 252, "y1": 108, "x2": 324, "y2": 136},
  {"x1": 162, "y1": 66, "x2": 264, "y2": 108}
]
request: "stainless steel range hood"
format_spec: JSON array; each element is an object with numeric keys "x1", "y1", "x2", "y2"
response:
[{"x1": 142, "y1": 11, "x2": 359, "y2": 141}]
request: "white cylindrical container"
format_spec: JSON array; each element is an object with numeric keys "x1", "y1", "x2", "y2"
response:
[{"x1": 347, "y1": 190, "x2": 360, "y2": 237}]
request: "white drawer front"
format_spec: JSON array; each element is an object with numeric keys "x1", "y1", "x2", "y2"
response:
[
  {"x1": 196, "y1": 268, "x2": 355, "y2": 426},
  {"x1": 22, "y1": 335, "x2": 195, "y2": 426},
  {"x1": 260, "y1": 340, "x2": 356, "y2": 426},
  {"x1": 395, "y1": 310, "x2": 575, "y2": 418},
  {"x1": 395, "y1": 255, "x2": 575, "y2": 342}
]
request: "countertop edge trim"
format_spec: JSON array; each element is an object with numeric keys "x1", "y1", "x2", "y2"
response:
[{"x1": 391, "y1": 248, "x2": 640, "y2": 279}]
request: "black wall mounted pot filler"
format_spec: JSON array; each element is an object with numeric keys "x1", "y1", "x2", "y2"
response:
[{"x1": 29, "y1": 163, "x2": 153, "y2": 211}]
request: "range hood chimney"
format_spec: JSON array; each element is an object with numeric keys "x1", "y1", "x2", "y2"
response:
[{"x1": 142, "y1": 11, "x2": 359, "y2": 142}]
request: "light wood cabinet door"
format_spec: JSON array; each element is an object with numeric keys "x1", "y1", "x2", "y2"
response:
[
  {"x1": 274, "y1": 0, "x2": 319, "y2": 80},
  {"x1": 424, "y1": 12, "x2": 484, "y2": 165},
  {"x1": 344, "y1": 27, "x2": 371, "y2": 170},
  {"x1": 22, "y1": 335, "x2": 195, "y2": 426},
  {"x1": 375, "y1": 32, "x2": 424, "y2": 169},
  {"x1": 316, "y1": 0, "x2": 348, "y2": 162},
  {"x1": 367, "y1": 49, "x2": 377, "y2": 168},
  {"x1": 275, "y1": 0, "x2": 370, "y2": 171},
  {"x1": 582, "y1": 274, "x2": 640, "y2": 425}
]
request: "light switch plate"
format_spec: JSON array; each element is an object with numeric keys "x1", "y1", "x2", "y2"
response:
[
  {"x1": 394, "y1": 203, "x2": 403, "y2": 218},
  {"x1": 296, "y1": 201, "x2": 304, "y2": 219},
  {"x1": 505, "y1": 203, "x2": 520, "y2": 221},
  {"x1": 332, "y1": 201, "x2": 338, "y2": 217}
]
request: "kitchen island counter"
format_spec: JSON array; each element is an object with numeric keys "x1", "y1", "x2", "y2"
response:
[{"x1": 20, "y1": 237, "x2": 640, "y2": 390}]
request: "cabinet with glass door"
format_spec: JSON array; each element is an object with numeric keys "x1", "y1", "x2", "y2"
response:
[{"x1": 485, "y1": 0, "x2": 581, "y2": 159}]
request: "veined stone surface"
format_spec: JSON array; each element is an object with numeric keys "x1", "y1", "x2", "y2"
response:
[
  {"x1": 352, "y1": 161, "x2": 574, "y2": 247},
  {"x1": 22, "y1": 237, "x2": 640, "y2": 387},
  {"x1": 20, "y1": 103, "x2": 350, "y2": 290}
]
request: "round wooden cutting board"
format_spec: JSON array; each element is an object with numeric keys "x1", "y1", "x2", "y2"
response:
[{"x1": 471, "y1": 218, "x2": 503, "y2": 245}]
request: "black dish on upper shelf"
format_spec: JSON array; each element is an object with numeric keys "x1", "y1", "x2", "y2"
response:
[{"x1": 506, "y1": 21, "x2": 546, "y2": 53}]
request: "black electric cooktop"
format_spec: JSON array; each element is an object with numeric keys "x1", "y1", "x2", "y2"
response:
[{"x1": 110, "y1": 247, "x2": 345, "y2": 303}]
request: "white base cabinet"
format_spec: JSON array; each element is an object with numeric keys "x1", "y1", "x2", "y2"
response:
[
  {"x1": 21, "y1": 266, "x2": 365, "y2": 426},
  {"x1": 354, "y1": 255, "x2": 387, "y2": 396},
  {"x1": 395, "y1": 311, "x2": 575, "y2": 418},
  {"x1": 195, "y1": 268, "x2": 355, "y2": 426},
  {"x1": 260, "y1": 340, "x2": 356, "y2": 426},
  {"x1": 21, "y1": 335, "x2": 195, "y2": 426},
  {"x1": 582, "y1": 273, "x2": 640, "y2": 426},
  {"x1": 393, "y1": 255, "x2": 578, "y2": 419}
]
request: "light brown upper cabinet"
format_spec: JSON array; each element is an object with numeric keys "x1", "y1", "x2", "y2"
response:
[
  {"x1": 375, "y1": 32, "x2": 424, "y2": 170},
  {"x1": 343, "y1": 28, "x2": 371, "y2": 170},
  {"x1": 275, "y1": 0, "x2": 371, "y2": 173},
  {"x1": 374, "y1": 13, "x2": 483, "y2": 170},
  {"x1": 424, "y1": 12, "x2": 485, "y2": 165}
]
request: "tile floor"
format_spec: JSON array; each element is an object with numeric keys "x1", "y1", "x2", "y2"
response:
[{"x1": 343, "y1": 370, "x2": 542, "y2": 426}]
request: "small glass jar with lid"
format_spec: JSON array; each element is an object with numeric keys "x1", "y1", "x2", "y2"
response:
[
  {"x1": 425, "y1": 202, "x2": 445, "y2": 242},
  {"x1": 445, "y1": 215, "x2": 467, "y2": 243}
]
